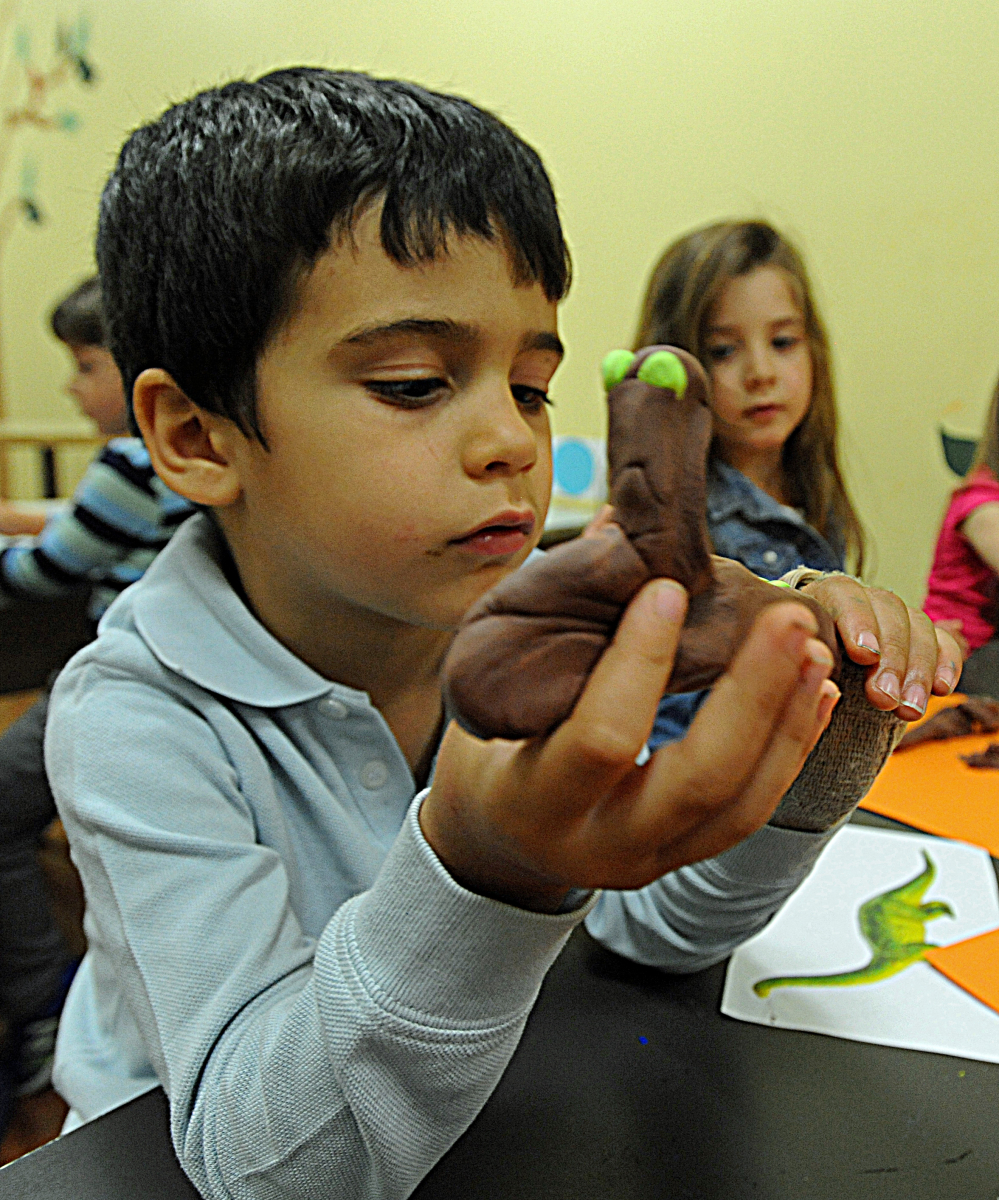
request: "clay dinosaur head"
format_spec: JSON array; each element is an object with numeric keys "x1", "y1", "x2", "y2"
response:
[{"x1": 600, "y1": 345, "x2": 715, "y2": 596}]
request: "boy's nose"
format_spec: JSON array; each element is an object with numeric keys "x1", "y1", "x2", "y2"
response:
[{"x1": 463, "y1": 389, "x2": 539, "y2": 478}]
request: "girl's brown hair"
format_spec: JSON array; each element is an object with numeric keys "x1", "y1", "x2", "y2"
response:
[{"x1": 634, "y1": 220, "x2": 865, "y2": 574}]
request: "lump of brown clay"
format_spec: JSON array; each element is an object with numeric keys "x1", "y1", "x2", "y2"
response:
[
  {"x1": 443, "y1": 345, "x2": 841, "y2": 741},
  {"x1": 962, "y1": 741, "x2": 999, "y2": 768},
  {"x1": 894, "y1": 695, "x2": 999, "y2": 751}
]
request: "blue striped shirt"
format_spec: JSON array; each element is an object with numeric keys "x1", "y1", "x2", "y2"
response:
[{"x1": 0, "y1": 438, "x2": 195, "y2": 620}]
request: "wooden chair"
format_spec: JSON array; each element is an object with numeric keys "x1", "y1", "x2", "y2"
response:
[{"x1": 0, "y1": 422, "x2": 104, "y2": 500}]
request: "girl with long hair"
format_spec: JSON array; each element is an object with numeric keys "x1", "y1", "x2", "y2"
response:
[{"x1": 635, "y1": 220, "x2": 867, "y2": 744}]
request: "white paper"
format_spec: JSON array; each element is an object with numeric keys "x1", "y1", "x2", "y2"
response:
[{"x1": 721, "y1": 825, "x2": 999, "y2": 1062}]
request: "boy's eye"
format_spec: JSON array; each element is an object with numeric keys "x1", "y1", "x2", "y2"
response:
[
  {"x1": 365, "y1": 377, "x2": 449, "y2": 408},
  {"x1": 511, "y1": 384, "x2": 551, "y2": 412},
  {"x1": 706, "y1": 344, "x2": 735, "y2": 363}
]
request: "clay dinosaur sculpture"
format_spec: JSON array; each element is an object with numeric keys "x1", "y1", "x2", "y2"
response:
[
  {"x1": 443, "y1": 345, "x2": 841, "y2": 741},
  {"x1": 753, "y1": 851, "x2": 953, "y2": 996}
]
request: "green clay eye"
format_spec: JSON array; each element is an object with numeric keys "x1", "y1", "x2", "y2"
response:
[
  {"x1": 601, "y1": 349, "x2": 636, "y2": 392},
  {"x1": 636, "y1": 350, "x2": 687, "y2": 397}
]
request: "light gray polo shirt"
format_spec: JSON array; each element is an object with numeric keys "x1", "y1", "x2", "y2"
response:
[{"x1": 46, "y1": 513, "x2": 835, "y2": 1200}]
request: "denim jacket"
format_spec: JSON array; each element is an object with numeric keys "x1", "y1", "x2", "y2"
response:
[{"x1": 651, "y1": 459, "x2": 846, "y2": 748}]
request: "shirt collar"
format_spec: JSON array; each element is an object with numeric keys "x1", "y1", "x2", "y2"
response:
[
  {"x1": 127, "y1": 513, "x2": 359, "y2": 708},
  {"x1": 706, "y1": 458, "x2": 811, "y2": 530}
]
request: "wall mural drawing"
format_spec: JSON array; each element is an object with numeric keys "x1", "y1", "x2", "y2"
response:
[{"x1": 0, "y1": 3, "x2": 97, "y2": 427}]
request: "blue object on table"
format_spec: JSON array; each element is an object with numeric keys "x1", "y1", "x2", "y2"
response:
[
  {"x1": 940, "y1": 428, "x2": 978, "y2": 478},
  {"x1": 553, "y1": 438, "x2": 596, "y2": 496}
]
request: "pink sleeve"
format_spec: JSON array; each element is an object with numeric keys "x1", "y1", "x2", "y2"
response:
[{"x1": 949, "y1": 472, "x2": 999, "y2": 527}]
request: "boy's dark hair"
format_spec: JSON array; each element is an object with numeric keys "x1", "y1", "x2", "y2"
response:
[
  {"x1": 51, "y1": 276, "x2": 106, "y2": 347},
  {"x1": 98, "y1": 68, "x2": 572, "y2": 442}
]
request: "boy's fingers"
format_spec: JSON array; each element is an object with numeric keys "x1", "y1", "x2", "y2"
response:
[
  {"x1": 801, "y1": 576, "x2": 882, "y2": 665},
  {"x1": 804, "y1": 575, "x2": 959, "y2": 712},
  {"x1": 535, "y1": 578, "x2": 688, "y2": 804},
  {"x1": 893, "y1": 606, "x2": 940, "y2": 718},
  {"x1": 621, "y1": 604, "x2": 831, "y2": 857},
  {"x1": 426, "y1": 599, "x2": 836, "y2": 898},
  {"x1": 704, "y1": 671, "x2": 838, "y2": 834},
  {"x1": 581, "y1": 504, "x2": 615, "y2": 539},
  {"x1": 662, "y1": 602, "x2": 831, "y2": 802},
  {"x1": 650, "y1": 675, "x2": 840, "y2": 871},
  {"x1": 862, "y1": 588, "x2": 912, "y2": 711},
  {"x1": 932, "y1": 626, "x2": 963, "y2": 695}
]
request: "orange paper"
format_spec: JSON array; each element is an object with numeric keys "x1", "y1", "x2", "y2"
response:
[
  {"x1": 860, "y1": 694, "x2": 999, "y2": 857},
  {"x1": 925, "y1": 927, "x2": 999, "y2": 1015}
]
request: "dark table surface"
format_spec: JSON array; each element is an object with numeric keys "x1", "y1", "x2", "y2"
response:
[
  {"x1": 2, "y1": 812, "x2": 998, "y2": 1200},
  {"x1": 0, "y1": 587, "x2": 92, "y2": 695}
]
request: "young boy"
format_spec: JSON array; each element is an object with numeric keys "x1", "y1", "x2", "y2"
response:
[
  {"x1": 45, "y1": 69, "x2": 956, "y2": 1198},
  {"x1": 0, "y1": 276, "x2": 196, "y2": 611},
  {"x1": 0, "y1": 278, "x2": 194, "y2": 1137}
]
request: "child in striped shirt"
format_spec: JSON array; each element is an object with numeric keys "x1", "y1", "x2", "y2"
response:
[
  {"x1": 0, "y1": 277, "x2": 195, "y2": 620},
  {"x1": 0, "y1": 278, "x2": 193, "y2": 1138}
]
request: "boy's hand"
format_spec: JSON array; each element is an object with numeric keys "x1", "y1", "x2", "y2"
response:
[
  {"x1": 798, "y1": 576, "x2": 963, "y2": 722},
  {"x1": 934, "y1": 618, "x2": 969, "y2": 661},
  {"x1": 422, "y1": 582, "x2": 838, "y2": 913}
]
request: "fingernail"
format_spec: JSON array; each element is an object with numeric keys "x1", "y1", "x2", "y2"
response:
[
  {"x1": 788, "y1": 610, "x2": 818, "y2": 634},
  {"x1": 857, "y1": 632, "x2": 881, "y2": 656},
  {"x1": 874, "y1": 671, "x2": 901, "y2": 703},
  {"x1": 654, "y1": 580, "x2": 686, "y2": 619},
  {"x1": 936, "y1": 664, "x2": 958, "y2": 693},
  {"x1": 817, "y1": 681, "x2": 841, "y2": 721},
  {"x1": 805, "y1": 638, "x2": 834, "y2": 668},
  {"x1": 901, "y1": 684, "x2": 927, "y2": 715}
]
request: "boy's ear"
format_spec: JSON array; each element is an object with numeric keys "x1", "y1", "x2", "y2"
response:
[{"x1": 132, "y1": 368, "x2": 244, "y2": 507}]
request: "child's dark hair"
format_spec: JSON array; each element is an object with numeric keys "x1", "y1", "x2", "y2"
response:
[
  {"x1": 50, "y1": 276, "x2": 105, "y2": 347},
  {"x1": 97, "y1": 67, "x2": 572, "y2": 443},
  {"x1": 634, "y1": 220, "x2": 865, "y2": 574}
]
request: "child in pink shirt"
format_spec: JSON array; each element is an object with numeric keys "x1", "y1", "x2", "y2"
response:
[{"x1": 925, "y1": 384, "x2": 999, "y2": 695}]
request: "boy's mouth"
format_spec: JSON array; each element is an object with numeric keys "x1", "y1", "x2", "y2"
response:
[{"x1": 451, "y1": 510, "x2": 536, "y2": 557}]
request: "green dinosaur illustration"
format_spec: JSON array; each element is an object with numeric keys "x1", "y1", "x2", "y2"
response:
[{"x1": 753, "y1": 852, "x2": 954, "y2": 998}]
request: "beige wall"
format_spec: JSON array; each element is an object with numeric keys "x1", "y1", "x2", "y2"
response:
[{"x1": 4, "y1": 0, "x2": 999, "y2": 602}]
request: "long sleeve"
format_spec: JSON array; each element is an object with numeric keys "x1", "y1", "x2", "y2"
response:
[
  {"x1": 584, "y1": 822, "x2": 832, "y2": 973},
  {"x1": 586, "y1": 660, "x2": 904, "y2": 973},
  {"x1": 47, "y1": 658, "x2": 588, "y2": 1200},
  {"x1": 191, "y1": 805, "x2": 586, "y2": 1200}
]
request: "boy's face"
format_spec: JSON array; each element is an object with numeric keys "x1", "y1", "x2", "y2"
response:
[
  {"x1": 225, "y1": 207, "x2": 561, "y2": 634},
  {"x1": 66, "y1": 344, "x2": 130, "y2": 436}
]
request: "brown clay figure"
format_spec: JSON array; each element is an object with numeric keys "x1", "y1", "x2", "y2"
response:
[
  {"x1": 962, "y1": 742, "x2": 999, "y2": 768},
  {"x1": 894, "y1": 695, "x2": 999, "y2": 751},
  {"x1": 443, "y1": 345, "x2": 840, "y2": 741}
]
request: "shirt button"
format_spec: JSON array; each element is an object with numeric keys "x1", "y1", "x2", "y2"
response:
[
  {"x1": 360, "y1": 760, "x2": 390, "y2": 790},
  {"x1": 763, "y1": 550, "x2": 778, "y2": 565},
  {"x1": 318, "y1": 696, "x2": 349, "y2": 720}
]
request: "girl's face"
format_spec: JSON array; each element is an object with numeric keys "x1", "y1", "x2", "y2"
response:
[{"x1": 702, "y1": 266, "x2": 813, "y2": 474}]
